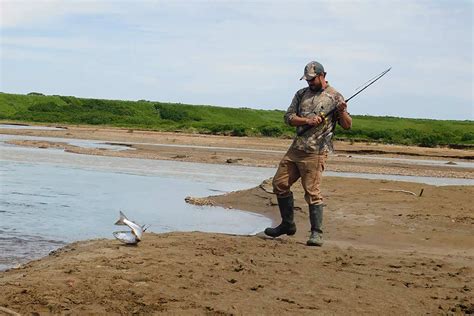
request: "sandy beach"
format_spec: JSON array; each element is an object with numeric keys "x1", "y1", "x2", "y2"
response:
[{"x1": 0, "y1": 124, "x2": 473, "y2": 315}]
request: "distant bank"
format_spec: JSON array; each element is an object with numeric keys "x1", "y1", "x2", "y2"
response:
[{"x1": 0, "y1": 92, "x2": 473, "y2": 148}]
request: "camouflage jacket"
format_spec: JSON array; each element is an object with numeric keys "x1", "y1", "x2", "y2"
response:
[{"x1": 284, "y1": 84, "x2": 345, "y2": 153}]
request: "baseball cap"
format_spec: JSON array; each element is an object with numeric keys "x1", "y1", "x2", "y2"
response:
[{"x1": 300, "y1": 61, "x2": 325, "y2": 80}]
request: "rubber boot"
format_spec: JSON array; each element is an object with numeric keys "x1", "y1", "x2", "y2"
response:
[
  {"x1": 307, "y1": 204, "x2": 323, "y2": 246},
  {"x1": 264, "y1": 195, "x2": 296, "y2": 237}
]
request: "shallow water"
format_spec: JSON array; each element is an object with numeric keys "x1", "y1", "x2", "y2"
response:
[
  {"x1": 347, "y1": 154, "x2": 474, "y2": 169},
  {"x1": 0, "y1": 134, "x2": 132, "y2": 151},
  {"x1": 325, "y1": 171, "x2": 474, "y2": 186},
  {"x1": 0, "y1": 124, "x2": 66, "y2": 130},
  {"x1": 0, "y1": 146, "x2": 276, "y2": 270}
]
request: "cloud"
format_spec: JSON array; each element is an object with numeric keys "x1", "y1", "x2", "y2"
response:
[
  {"x1": 0, "y1": 0, "x2": 113, "y2": 28},
  {"x1": 1, "y1": 35, "x2": 97, "y2": 51},
  {"x1": 0, "y1": 0, "x2": 472, "y2": 119}
]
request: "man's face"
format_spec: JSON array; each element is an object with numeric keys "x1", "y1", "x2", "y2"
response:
[{"x1": 307, "y1": 74, "x2": 323, "y2": 92}]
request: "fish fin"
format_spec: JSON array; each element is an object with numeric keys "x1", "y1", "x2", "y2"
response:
[
  {"x1": 114, "y1": 210, "x2": 128, "y2": 225},
  {"x1": 130, "y1": 229, "x2": 142, "y2": 241}
]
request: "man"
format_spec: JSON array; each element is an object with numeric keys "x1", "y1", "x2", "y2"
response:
[{"x1": 264, "y1": 61, "x2": 352, "y2": 246}]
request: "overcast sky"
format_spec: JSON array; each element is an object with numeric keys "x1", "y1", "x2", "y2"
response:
[{"x1": 1, "y1": 0, "x2": 472, "y2": 120}]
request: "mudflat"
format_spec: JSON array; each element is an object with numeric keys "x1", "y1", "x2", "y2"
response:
[{"x1": 0, "y1": 124, "x2": 473, "y2": 315}]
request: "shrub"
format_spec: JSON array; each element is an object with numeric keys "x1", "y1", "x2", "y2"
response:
[
  {"x1": 201, "y1": 123, "x2": 248, "y2": 136},
  {"x1": 155, "y1": 104, "x2": 189, "y2": 122},
  {"x1": 418, "y1": 134, "x2": 442, "y2": 147},
  {"x1": 77, "y1": 99, "x2": 134, "y2": 116},
  {"x1": 258, "y1": 125, "x2": 283, "y2": 137},
  {"x1": 28, "y1": 102, "x2": 61, "y2": 112},
  {"x1": 461, "y1": 132, "x2": 474, "y2": 142},
  {"x1": 366, "y1": 129, "x2": 393, "y2": 141},
  {"x1": 59, "y1": 96, "x2": 75, "y2": 104},
  {"x1": 401, "y1": 128, "x2": 421, "y2": 139},
  {"x1": 77, "y1": 113, "x2": 113, "y2": 125},
  {"x1": 230, "y1": 126, "x2": 247, "y2": 136}
]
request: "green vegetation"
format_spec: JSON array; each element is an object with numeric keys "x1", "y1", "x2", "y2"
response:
[
  {"x1": 0, "y1": 92, "x2": 473, "y2": 148},
  {"x1": 335, "y1": 116, "x2": 474, "y2": 148}
]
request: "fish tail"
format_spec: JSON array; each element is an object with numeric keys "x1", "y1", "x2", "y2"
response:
[{"x1": 114, "y1": 211, "x2": 128, "y2": 225}]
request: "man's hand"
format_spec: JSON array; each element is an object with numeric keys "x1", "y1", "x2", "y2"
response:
[
  {"x1": 289, "y1": 115, "x2": 323, "y2": 127},
  {"x1": 306, "y1": 115, "x2": 323, "y2": 126},
  {"x1": 337, "y1": 101, "x2": 348, "y2": 114}
]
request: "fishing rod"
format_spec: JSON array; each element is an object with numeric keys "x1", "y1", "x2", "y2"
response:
[
  {"x1": 297, "y1": 67, "x2": 392, "y2": 137},
  {"x1": 346, "y1": 67, "x2": 391, "y2": 102}
]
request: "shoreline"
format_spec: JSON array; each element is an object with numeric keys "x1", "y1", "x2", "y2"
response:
[{"x1": 1, "y1": 124, "x2": 473, "y2": 314}]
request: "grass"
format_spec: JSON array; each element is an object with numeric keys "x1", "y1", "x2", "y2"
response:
[{"x1": 0, "y1": 92, "x2": 473, "y2": 148}]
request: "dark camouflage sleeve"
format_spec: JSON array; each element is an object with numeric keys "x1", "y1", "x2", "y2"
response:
[{"x1": 284, "y1": 92, "x2": 300, "y2": 126}]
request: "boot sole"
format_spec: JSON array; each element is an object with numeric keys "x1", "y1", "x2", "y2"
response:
[
  {"x1": 264, "y1": 230, "x2": 297, "y2": 238},
  {"x1": 264, "y1": 223, "x2": 296, "y2": 237}
]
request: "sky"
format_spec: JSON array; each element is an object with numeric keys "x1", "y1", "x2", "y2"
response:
[{"x1": 0, "y1": 0, "x2": 472, "y2": 120}]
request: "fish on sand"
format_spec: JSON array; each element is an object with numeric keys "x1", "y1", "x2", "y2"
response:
[
  {"x1": 112, "y1": 231, "x2": 140, "y2": 244},
  {"x1": 113, "y1": 211, "x2": 146, "y2": 244}
]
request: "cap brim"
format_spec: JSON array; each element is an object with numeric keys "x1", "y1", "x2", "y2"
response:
[{"x1": 300, "y1": 74, "x2": 316, "y2": 81}]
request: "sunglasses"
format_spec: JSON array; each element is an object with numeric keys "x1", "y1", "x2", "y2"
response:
[{"x1": 306, "y1": 72, "x2": 326, "y2": 82}]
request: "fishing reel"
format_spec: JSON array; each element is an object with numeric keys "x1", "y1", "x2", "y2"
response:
[{"x1": 298, "y1": 111, "x2": 330, "y2": 137}]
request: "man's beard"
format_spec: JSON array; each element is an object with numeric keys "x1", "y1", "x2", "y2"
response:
[{"x1": 309, "y1": 82, "x2": 322, "y2": 92}]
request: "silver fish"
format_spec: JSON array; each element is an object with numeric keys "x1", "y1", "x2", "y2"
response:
[
  {"x1": 113, "y1": 231, "x2": 139, "y2": 244},
  {"x1": 114, "y1": 211, "x2": 145, "y2": 243}
]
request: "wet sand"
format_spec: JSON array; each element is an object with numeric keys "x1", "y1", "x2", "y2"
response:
[{"x1": 0, "y1": 124, "x2": 473, "y2": 314}]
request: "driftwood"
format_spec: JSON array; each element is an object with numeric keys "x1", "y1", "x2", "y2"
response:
[
  {"x1": 380, "y1": 189, "x2": 417, "y2": 196},
  {"x1": 380, "y1": 188, "x2": 425, "y2": 196}
]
